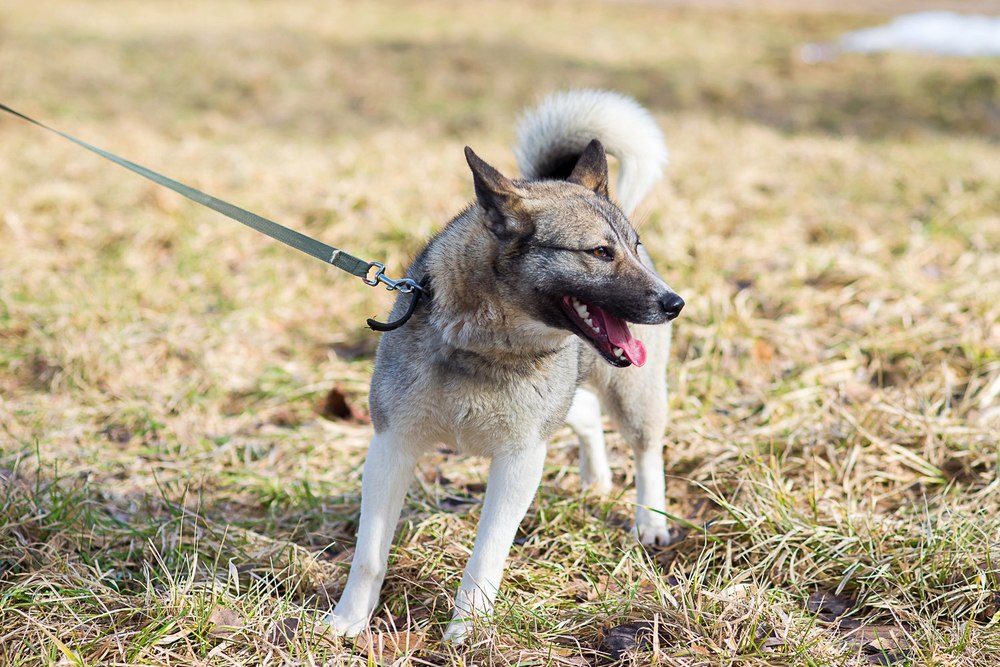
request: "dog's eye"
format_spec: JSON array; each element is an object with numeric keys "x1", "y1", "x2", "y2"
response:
[{"x1": 591, "y1": 246, "x2": 612, "y2": 260}]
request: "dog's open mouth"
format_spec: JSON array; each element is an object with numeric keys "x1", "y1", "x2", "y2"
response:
[{"x1": 560, "y1": 296, "x2": 647, "y2": 367}]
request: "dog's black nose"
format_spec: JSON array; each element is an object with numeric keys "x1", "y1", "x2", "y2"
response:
[{"x1": 660, "y1": 293, "x2": 685, "y2": 320}]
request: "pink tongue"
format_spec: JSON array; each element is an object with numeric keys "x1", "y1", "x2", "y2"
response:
[{"x1": 592, "y1": 308, "x2": 647, "y2": 367}]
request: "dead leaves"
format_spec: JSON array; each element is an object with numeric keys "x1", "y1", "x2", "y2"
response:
[
  {"x1": 266, "y1": 616, "x2": 300, "y2": 648},
  {"x1": 202, "y1": 606, "x2": 338, "y2": 655},
  {"x1": 207, "y1": 605, "x2": 244, "y2": 639},
  {"x1": 101, "y1": 424, "x2": 133, "y2": 444},
  {"x1": 586, "y1": 590, "x2": 912, "y2": 665},
  {"x1": 319, "y1": 385, "x2": 370, "y2": 423},
  {"x1": 807, "y1": 590, "x2": 854, "y2": 621},
  {"x1": 203, "y1": 605, "x2": 330, "y2": 654},
  {"x1": 806, "y1": 589, "x2": 911, "y2": 665},
  {"x1": 596, "y1": 621, "x2": 656, "y2": 664},
  {"x1": 353, "y1": 629, "x2": 425, "y2": 661}
]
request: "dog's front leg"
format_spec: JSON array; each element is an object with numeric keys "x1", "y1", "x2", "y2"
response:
[
  {"x1": 442, "y1": 443, "x2": 546, "y2": 643},
  {"x1": 325, "y1": 430, "x2": 418, "y2": 637},
  {"x1": 631, "y1": 434, "x2": 672, "y2": 546}
]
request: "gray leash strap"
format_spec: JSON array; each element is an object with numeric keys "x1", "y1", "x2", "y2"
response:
[{"x1": 0, "y1": 102, "x2": 423, "y2": 330}]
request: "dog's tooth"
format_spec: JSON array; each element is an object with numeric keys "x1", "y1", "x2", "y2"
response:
[
  {"x1": 613, "y1": 348, "x2": 624, "y2": 358},
  {"x1": 575, "y1": 303, "x2": 589, "y2": 318}
]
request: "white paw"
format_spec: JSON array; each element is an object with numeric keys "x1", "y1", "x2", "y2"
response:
[
  {"x1": 580, "y1": 472, "x2": 613, "y2": 496},
  {"x1": 633, "y1": 518, "x2": 674, "y2": 547},
  {"x1": 442, "y1": 617, "x2": 473, "y2": 643},
  {"x1": 322, "y1": 611, "x2": 369, "y2": 638}
]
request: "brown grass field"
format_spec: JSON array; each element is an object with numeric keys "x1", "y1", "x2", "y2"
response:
[{"x1": 2, "y1": 1, "x2": 1000, "y2": 664}]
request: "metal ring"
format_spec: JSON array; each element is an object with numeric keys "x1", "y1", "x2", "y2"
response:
[{"x1": 363, "y1": 262, "x2": 386, "y2": 286}]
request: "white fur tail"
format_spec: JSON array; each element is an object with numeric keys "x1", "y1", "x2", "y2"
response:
[{"x1": 515, "y1": 89, "x2": 668, "y2": 216}]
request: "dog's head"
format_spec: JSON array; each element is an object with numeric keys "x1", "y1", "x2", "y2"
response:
[{"x1": 464, "y1": 140, "x2": 683, "y2": 368}]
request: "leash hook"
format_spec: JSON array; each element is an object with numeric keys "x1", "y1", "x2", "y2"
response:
[{"x1": 364, "y1": 262, "x2": 424, "y2": 331}]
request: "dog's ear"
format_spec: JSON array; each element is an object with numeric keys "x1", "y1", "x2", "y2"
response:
[
  {"x1": 568, "y1": 139, "x2": 609, "y2": 199},
  {"x1": 465, "y1": 147, "x2": 531, "y2": 238}
]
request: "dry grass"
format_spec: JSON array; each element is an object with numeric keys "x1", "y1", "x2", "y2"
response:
[{"x1": 2, "y1": 0, "x2": 999, "y2": 665}]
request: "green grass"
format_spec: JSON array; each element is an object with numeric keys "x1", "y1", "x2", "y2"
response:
[{"x1": 2, "y1": 0, "x2": 999, "y2": 664}]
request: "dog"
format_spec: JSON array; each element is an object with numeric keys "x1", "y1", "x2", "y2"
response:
[{"x1": 325, "y1": 89, "x2": 684, "y2": 642}]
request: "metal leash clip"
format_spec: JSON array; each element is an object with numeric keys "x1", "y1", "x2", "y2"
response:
[
  {"x1": 363, "y1": 262, "x2": 424, "y2": 331},
  {"x1": 363, "y1": 262, "x2": 420, "y2": 294}
]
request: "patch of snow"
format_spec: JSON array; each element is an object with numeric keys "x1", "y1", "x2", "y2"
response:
[{"x1": 802, "y1": 11, "x2": 1000, "y2": 62}]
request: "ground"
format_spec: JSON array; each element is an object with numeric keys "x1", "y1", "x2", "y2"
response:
[{"x1": 1, "y1": 0, "x2": 999, "y2": 665}]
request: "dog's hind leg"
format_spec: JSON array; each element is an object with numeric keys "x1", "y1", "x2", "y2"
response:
[
  {"x1": 325, "y1": 430, "x2": 418, "y2": 636},
  {"x1": 565, "y1": 388, "x2": 613, "y2": 494},
  {"x1": 443, "y1": 442, "x2": 547, "y2": 643}
]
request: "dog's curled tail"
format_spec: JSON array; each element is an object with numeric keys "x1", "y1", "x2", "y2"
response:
[{"x1": 515, "y1": 89, "x2": 668, "y2": 216}]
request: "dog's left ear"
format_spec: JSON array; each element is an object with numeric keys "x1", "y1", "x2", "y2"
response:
[
  {"x1": 465, "y1": 146, "x2": 531, "y2": 238},
  {"x1": 568, "y1": 139, "x2": 610, "y2": 199}
]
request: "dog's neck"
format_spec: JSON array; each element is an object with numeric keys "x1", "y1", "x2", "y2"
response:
[{"x1": 421, "y1": 212, "x2": 571, "y2": 360}]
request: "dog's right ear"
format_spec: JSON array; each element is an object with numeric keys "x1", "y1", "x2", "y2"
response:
[
  {"x1": 568, "y1": 139, "x2": 610, "y2": 199},
  {"x1": 465, "y1": 147, "x2": 531, "y2": 238}
]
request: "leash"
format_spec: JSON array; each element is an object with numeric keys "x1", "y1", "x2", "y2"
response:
[{"x1": 0, "y1": 102, "x2": 422, "y2": 331}]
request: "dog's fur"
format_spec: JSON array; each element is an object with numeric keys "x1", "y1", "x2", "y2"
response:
[{"x1": 325, "y1": 90, "x2": 683, "y2": 642}]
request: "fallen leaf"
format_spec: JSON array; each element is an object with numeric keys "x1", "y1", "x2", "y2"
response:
[
  {"x1": 267, "y1": 617, "x2": 300, "y2": 648},
  {"x1": 593, "y1": 574, "x2": 624, "y2": 598},
  {"x1": 807, "y1": 590, "x2": 854, "y2": 620},
  {"x1": 833, "y1": 621, "x2": 911, "y2": 664},
  {"x1": 979, "y1": 591, "x2": 1000, "y2": 622},
  {"x1": 319, "y1": 385, "x2": 369, "y2": 423},
  {"x1": 866, "y1": 650, "x2": 909, "y2": 665},
  {"x1": 597, "y1": 621, "x2": 654, "y2": 663},
  {"x1": 566, "y1": 578, "x2": 598, "y2": 602},
  {"x1": 103, "y1": 424, "x2": 133, "y2": 444},
  {"x1": 355, "y1": 630, "x2": 424, "y2": 659},
  {"x1": 207, "y1": 605, "x2": 244, "y2": 639},
  {"x1": 840, "y1": 623, "x2": 907, "y2": 650}
]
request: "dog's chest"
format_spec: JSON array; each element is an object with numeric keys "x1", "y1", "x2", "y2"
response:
[
  {"x1": 443, "y1": 376, "x2": 575, "y2": 455},
  {"x1": 390, "y1": 350, "x2": 579, "y2": 456}
]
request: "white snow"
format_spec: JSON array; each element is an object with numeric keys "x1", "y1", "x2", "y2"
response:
[{"x1": 802, "y1": 11, "x2": 1000, "y2": 62}]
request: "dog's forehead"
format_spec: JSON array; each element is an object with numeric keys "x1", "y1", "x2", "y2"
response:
[
  {"x1": 578, "y1": 195, "x2": 636, "y2": 241},
  {"x1": 524, "y1": 183, "x2": 637, "y2": 244}
]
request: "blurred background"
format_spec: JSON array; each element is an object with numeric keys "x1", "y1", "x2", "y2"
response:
[{"x1": 1, "y1": 1, "x2": 999, "y2": 664}]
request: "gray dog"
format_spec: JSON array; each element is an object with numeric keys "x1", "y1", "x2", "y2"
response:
[{"x1": 325, "y1": 89, "x2": 683, "y2": 642}]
